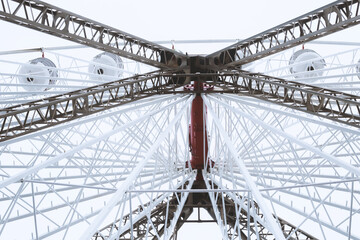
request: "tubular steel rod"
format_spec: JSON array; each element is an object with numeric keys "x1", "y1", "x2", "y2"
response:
[
  {"x1": 206, "y1": 93, "x2": 360, "y2": 176},
  {"x1": 209, "y1": 176, "x2": 319, "y2": 240},
  {"x1": 81, "y1": 95, "x2": 193, "y2": 240},
  {"x1": 0, "y1": 95, "x2": 191, "y2": 190},
  {"x1": 104, "y1": 174, "x2": 195, "y2": 240},
  {"x1": 203, "y1": 94, "x2": 286, "y2": 240},
  {"x1": 19, "y1": 176, "x2": 359, "y2": 194}
]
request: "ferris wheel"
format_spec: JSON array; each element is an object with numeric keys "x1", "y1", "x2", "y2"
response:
[{"x1": 0, "y1": 0, "x2": 360, "y2": 239}]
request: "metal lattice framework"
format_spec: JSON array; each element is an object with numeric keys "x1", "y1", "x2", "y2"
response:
[
  {"x1": 0, "y1": 0, "x2": 360, "y2": 239},
  {"x1": 0, "y1": 71, "x2": 184, "y2": 141},
  {"x1": 210, "y1": 71, "x2": 360, "y2": 127},
  {"x1": 0, "y1": 0, "x2": 186, "y2": 68},
  {"x1": 208, "y1": 0, "x2": 360, "y2": 67}
]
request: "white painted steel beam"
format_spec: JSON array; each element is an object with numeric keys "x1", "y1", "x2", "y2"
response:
[
  {"x1": 203, "y1": 94, "x2": 286, "y2": 240},
  {"x1": 207, "y1": 95, "x2": 360, "y2": 177},
  {"x1": 80, "y1": 95, "x2": 193, "y2": 239},
  {"x1": 0, "y1": 95, "x2": 191, "y2": 189}
]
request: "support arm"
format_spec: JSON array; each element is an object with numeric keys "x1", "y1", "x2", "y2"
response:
[
  {"x1": 207, "y1": 70, "x2": 360, "y2": 128},
  {"x1": 0, "y1": 71, "x2": 184, "y2": 142},
  {"x1": 208, "y1": 0, "x2": 360, "y2": 68},
  {"x1": 0, "y1": 0, "x2": 187, "y2": 69}
]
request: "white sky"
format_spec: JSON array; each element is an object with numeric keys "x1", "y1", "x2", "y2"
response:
[
  {"x1": 1, "y1": 0, "x2": 359, "y2": 239},
  {"x1": 2, "y1": 0, "x2": 358, "y2": 54}
]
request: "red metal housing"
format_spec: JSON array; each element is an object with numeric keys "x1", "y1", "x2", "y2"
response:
[{"x1": 186, "y1": 81, "x2": 213, "y2": 180}]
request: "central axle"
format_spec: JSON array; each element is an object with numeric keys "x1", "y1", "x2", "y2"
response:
[
  {"x1": 185, "y1": 56, "x2": 215, "y2": 180},
  {"x1": 189, "y1": 82, "x2": 209, "y2": 180}
]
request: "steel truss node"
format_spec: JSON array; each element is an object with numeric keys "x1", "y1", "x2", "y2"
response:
[{"x1": 1, "y1": 0, "x2": 360, "y2": 239}]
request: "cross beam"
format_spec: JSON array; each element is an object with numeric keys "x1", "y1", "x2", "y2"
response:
[
  {"x1": 208, "y1": 0, "x2": 360, "y2": 68},
  {"x1": 0, "y1": 0, "x2": 187, "y2": 69},
  {"x1": 2, "y1": 70, "x2": 360, "y2": 142},
  {"x1": 2, "y1": 1, "x2": 360, "y2": 71},
  {"x1": 0, "y1": 71, "x2": 184, "y2": 142},
  {"x1": 208, "y1": 71, "x2": 360, "y2": 128}
]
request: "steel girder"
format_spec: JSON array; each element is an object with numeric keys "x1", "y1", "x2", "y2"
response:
[
  {"x1": 0, "y1": 71, "x2": 185, "y2": 142},
  {"x1": 208, "y1": 0, "x2": 360, "y2": 68},
  {"x1": 2, "y1": 70, "x2": 360, "y2": 143},
  {"x1": 2, "y1": 1, "x2": 360, "y2": 71},
  {"x1": 0, "y1": 0, "x2": 186, "y2": 69},
  {"x1": 206, "y1": 71, "x2": 360, "y2": 128},
  {"x1": 162, "y1": 71, "x2": 360, "y2": 128}
]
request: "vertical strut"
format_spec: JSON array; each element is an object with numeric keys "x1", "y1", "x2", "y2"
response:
[
  {"x1": 189, "y1": 81, "x2": 208, "y2": 180},
  {"x1": 187, "y1": 56, "x2": 214, "y2": 180}
]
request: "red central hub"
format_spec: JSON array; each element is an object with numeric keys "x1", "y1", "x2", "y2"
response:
[{"x1": 185, "y1": 81, "x2": 213, "y2": 180}]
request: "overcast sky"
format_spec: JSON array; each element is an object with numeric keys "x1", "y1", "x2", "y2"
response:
[
  {"x1": 2, "y1": 0, "x2": 358, "y2": 55},
  {"x1": 1, "y1": 1, "x2": 359, "y2": 239}
]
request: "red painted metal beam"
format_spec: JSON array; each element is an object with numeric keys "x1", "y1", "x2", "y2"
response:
[{"x1": 188, "y1": 81, "x2": 211, "y2": 180}]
